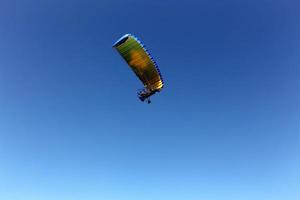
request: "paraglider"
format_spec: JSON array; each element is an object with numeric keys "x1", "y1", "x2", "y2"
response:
[{"x1": 113, "y1": 34, "x2": 164, "y2": 104}]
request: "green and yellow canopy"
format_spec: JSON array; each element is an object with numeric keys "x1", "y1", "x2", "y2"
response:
[{"x1": 113, "y1": 34, "x2": 164, "y2": 91}]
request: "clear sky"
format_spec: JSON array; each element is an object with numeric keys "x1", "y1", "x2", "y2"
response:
[{"x1": 0, "y1": 0, "x2": 299, "y2": 200}]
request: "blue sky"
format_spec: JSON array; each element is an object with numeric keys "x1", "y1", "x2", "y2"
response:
[{"x1": 0, "y1": 0, "x2": 299, "y2": 200}]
